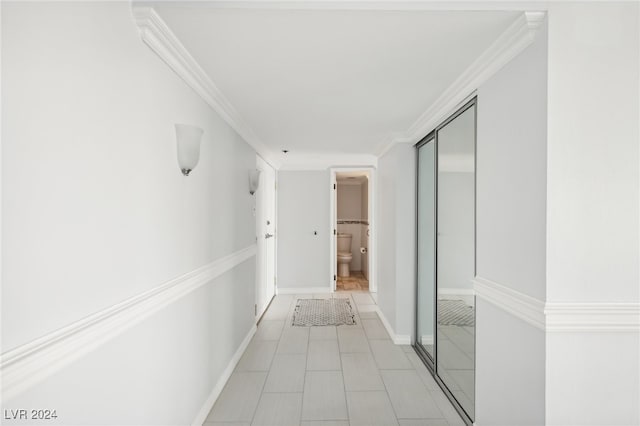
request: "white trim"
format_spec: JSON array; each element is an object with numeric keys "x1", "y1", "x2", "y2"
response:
[
  {"x1": 191, "y1": 323, "x2": 257, "y2": 426},
  {"x1": 474, "y1": 276, "x2": 640, "y2": 332},
  {"x1": 278, "y1": 153, "x2": 378, "y2": 171},
  {"x1": 376, "y1": 11, "x2": 546, "y2": 156},
  {"x1": 330, "y1": 171, "x2": 337, "y2": 291},
  {"x1": 0, "y1": 244, "x2": 257, "y2": 401},
  {"x1": 375, "y1": 307, "x2": 411, "y2": 345},
  {"x1": 337, "y1": 180, "x2": 366, "y2": 186},
  {"x1": 545, "y1": 303, "x2": 640, "y2": 333},
  {"x1": 130, "y1": 6, "x2": 280, "y2": 168},
  {"x1": 277, "y1": 287, "x2": 332, "y2": 294},
  {"x1": 357, "y1": 304, "x2": 378, "y2": 313},
  {"x1": 474, "y1": 276, "x2": 546, "y2": 330},
  {"x1": 438, "y1": 287, "x2": 475, "y2": 306},
  {"x1": 420, "y1": 335, "x2": 434, "y2": 345},
  {"x1": 161, "y1": 1, "x2": 548, "y2": 12}
]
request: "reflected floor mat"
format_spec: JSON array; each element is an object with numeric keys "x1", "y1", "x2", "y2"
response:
[
  {"x1": 292, "y1": 299, "x2": 356, "y2": 326},
  {"x1": 438, "y1": 299, "x2": 475, "y2": 326}
]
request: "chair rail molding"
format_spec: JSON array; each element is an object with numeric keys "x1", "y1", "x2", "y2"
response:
[
  {"x1": 376, "y1": 10, "x2": 546, "y2": 157},
  {"x1": 130, "y1": 6, "x2": 280, "y2": 168},
  {"x1": 545, "y1": 302, "x2": 640, "y2": 333},
  {"x1": 0, "y1": 244, "x2": 257, "y2": 401},
  {"x1": 473, "y1": 276, "x2": 546, "y2": 330},
  {"x1": 474, "y1": 276, "x2": 640, "y2": 332}
]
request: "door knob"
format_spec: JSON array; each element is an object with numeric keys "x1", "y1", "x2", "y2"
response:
[{"x1": 265, "y1": 233, "x2": 274, "y2": 239}]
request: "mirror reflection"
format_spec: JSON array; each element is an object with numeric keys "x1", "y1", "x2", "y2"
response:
[
  {"x1": 436, "y1": 104, "x2": 476, "y2": 420},
  {"x1": 416, "y1": 138, "x2": 436, "y2": 359}
]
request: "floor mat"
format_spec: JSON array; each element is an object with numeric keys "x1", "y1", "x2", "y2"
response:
[
  {"x1": 292, "y1": 298, "x2": 356, "y2": 326},
  {"x1": 438, "y1": 299, "x2": 475, "y2": 326}
]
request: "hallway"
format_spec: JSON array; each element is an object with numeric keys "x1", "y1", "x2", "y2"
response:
[
  {"x1": 2, "y1": 2, "x2": 638, "y2": 425},
  {"x1": 204, "y1": 293, "x2": 464, "y2": 426}
]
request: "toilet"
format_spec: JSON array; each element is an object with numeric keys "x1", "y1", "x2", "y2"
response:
[{"x1": 337, "y1": 233, "x2": 353, "y2": 277}]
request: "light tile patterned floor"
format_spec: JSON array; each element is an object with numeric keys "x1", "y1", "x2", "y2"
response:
[
  {"x1": 204, "y1": 292, "x2": 465, "y2": 426},
  {"x1": 336, "y1": 272, "x2": 369, "y2": 291}
]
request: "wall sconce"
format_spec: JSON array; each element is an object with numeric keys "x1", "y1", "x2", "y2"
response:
[
  {"x1": 249, "y1": 169, "x2": 261, "y2": 195},
  {"x1": 175, "y1": 124, "x2": 204, "y2": 176}
]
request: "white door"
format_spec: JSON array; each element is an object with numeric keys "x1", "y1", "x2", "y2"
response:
[{"x1": 256, "y1": 155, "x2": 276, "y2": 318}]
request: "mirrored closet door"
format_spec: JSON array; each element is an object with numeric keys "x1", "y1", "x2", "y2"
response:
[
  {"x1": 416, "y1": 135, "x2": 436, "y2": 360},
  {"x1": 415, "y1": 99, "x2": 476, "y2": 425}
]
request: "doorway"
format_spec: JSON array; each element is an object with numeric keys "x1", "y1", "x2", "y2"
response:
[
  {"x1": 255, "y1": 155, "x2": 276, "y2": 320},
  {"x1": 329, "y1": 168, "x2": 376, "y2": 294}
]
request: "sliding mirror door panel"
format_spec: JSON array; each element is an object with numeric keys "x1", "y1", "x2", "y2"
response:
[
  {"x1": 436, "y1": 103, "x2": 476, "y2": 421},
  {"x1": 416, "y1": 137, "x2": 436, "y2": 361}
]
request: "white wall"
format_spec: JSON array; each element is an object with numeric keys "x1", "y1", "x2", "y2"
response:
[
  {"x1": 2, "y1": 2, "x2": 257, "y2": 423},
  {"x1": 377, "y1": 151, "x2": 397, "y2": 330},
  {"x1": 474, "y1": 16, "x2": 548, "y2": 426},
  {"x1": 475, "y1": 299, "x2": 545, "y2": 425},
  {"x1": 277, "y1": 170, "x2": 330, "y2": 290},
  {"x1": 337, "y1": 183, "x2": 362, "y2": 220},
  {"x1": 545, "y1": 3, "x2": 639, "y2": 424},
  {"x1": 394, "y1": 146, "x2": 417, "y2": 339},
  {"x1": 376, "y1": 143, "x2": 416, "y2": 339},
  {"x1": 5, "y1": 263, "x2": 256, "y2": 425}
]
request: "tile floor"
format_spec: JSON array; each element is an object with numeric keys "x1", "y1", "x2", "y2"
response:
[
  {"x1": 204, "y1": 292, "x2": 465, "y2": 426},
  {"x1": 336, "y1": 271, "x2": 369, "y2": 291}
]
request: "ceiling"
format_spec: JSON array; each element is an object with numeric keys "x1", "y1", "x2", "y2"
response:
[{"x1": 153, "y1": 4, "x2": 520, "y2": 158}]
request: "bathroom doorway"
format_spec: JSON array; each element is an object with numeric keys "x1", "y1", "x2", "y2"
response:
[{"x1": 329, "y1": 168, "x2": 376, "y2": 294}]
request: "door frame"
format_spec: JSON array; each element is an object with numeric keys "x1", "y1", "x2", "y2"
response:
[{"x1": 329, "y1": 167, "x2": 377, "y2": 293}]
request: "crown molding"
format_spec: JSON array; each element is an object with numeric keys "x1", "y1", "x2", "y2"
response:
[
  {"x1": 278, "y1": 153, "x2": 378, "y2": 171},
  {"x1": 163, "y1": 1, "x2": 548, "y2": 12},
  {"x1": 376, "y1": 10, "x2": 546, "y2": 157},
  {"x1": 130, "y1": 6, "x2": 281, "y2": 168},
  {"x1": 131, "y1": 6, "x2": 546, "y2": 165},
  {"x1": 0, "y1": 244, "x2": 257, "y2": 401}
]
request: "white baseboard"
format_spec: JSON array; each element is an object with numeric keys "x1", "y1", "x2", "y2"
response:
[
  {"x1": 356, "y1": 304, "x2": 377, "y2": 313},
  {"x1": 420, "y1": 335, "x2": 434, "y2": 345},
  {"x1": 191, "y1": 324, "x2": 257, "y2": 426},
  {"x1": 277, "y1": 286, "x2": 332, "y2": 294},
  {"x1": 438, "y1": 287, "x2": 475, "y2": 306},
  {"x1": 375, "y1": 307, "x2": 411, "y2": 345}
]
